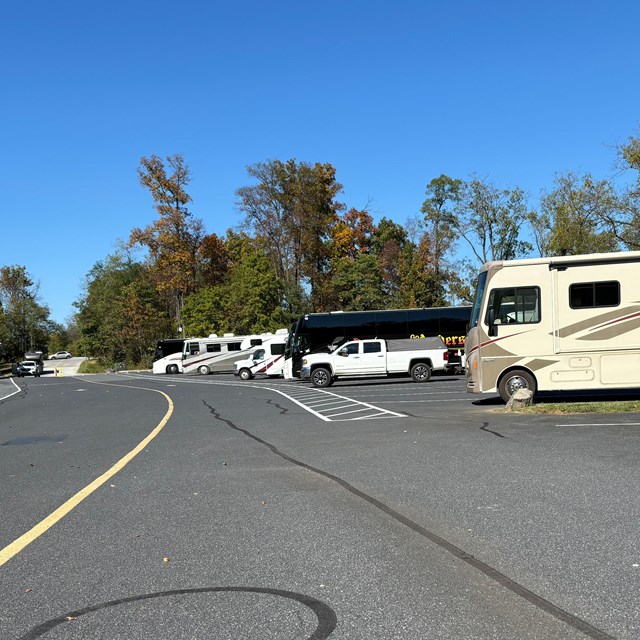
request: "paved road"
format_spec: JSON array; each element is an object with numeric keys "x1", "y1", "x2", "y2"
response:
[{"x1": 1, "y1": 372, "x2": 639, "y2": 639}]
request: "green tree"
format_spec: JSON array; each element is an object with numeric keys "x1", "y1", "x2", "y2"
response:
[
  {"x1": 181, "y1": 233, "x2": 289, "y2": 336},
  {"x1": 237, "y1": 159, "x2": 344, "y2": 313},
  {"x1": 75, "y1": 254, "x2": 170, "y2": 366},
  {"x1": 453, "y1": 177, "x2": 532, "y2": 264},
  {"x1": 370, "y1": 217, "x2": 410, "y2": 305},
  {"x1": 328, "y1": 254, "x2": 386, "y2": 310},
  {"x1": 541, "y1": 172, "x2": 620, "y2": 256},
  {"x1": 614, "y1": 134, "x2": 640, "y2": 249},
  {"x1": 0, "y1": 266, "x2": 52, "y2": 360},
  {"x1": 421, "y1": 174, "x2": 463, "y2": 298},
  {"x1": 130, "y1": 154, "x2": 223, "y2": 332}
]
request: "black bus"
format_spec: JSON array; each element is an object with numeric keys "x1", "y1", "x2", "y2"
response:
[{"x1": 283, "y1": 306, "x2": 471, "y2": 378}]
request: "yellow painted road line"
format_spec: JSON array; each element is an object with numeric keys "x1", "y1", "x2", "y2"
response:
[{"x1": 0, "y1": 381, "x2": 174, "y2": 568}]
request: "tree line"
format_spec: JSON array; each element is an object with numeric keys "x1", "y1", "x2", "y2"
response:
[{"x1": 1, "y1": 133, "x2": 638, "y2": 366}]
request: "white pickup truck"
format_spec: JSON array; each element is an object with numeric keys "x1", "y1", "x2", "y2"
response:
[{"x1": 300, "y1": 337, "x2": 448, "y2": 387}]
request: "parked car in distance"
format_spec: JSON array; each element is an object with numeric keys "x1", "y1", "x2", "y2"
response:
[
  {"x1": 49, "y1": 351, "x2": 72, "y2": 359},
  {"x1": 19, "y1": 361, "x2": 38, "y2": 375}
]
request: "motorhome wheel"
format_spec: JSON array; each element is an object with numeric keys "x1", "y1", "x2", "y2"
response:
[{"x1": 499, "y1": 369, "x2": 536, "y2": 403}]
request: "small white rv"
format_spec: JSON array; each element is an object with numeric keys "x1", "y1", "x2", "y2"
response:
[
  {"x1": 233, "y1": 329, "x2": 289, "y2": 380},
  {"x1": 465, "y1": 250, "x2": 640, "y2": 402}
]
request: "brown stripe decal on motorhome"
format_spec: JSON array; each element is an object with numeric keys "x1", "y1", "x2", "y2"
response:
[
  {"x1": 578, "y1": 314, "x2": 640, "y2": 342},
  {"x1": 556, "y1": 305, "x2": 640, "y2": 339}
]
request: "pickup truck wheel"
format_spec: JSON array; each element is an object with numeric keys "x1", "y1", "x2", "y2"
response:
[
  {"x1": 197, "y1": 365, "x2": 210, "y2": 375},
  {"x1": 311, "y1": 367, "x2": 333, "y2": 388},
  {"x1": 166, "y1": 364, "x2": 179, "y2": 374},
  {"x1": 411, "y1": 362, "x2": 432, "y2": 382},
  {"x1": 239, "y1": 368, "x2": 253, "y2": 381}
]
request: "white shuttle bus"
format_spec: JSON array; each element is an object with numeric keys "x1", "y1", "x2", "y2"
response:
[
  {"x1": 233, "y1": 329, "x2": 289, "y2": 380},
  {"x1": 465, "y1": 250, "x2": 640, "y2": 402}
]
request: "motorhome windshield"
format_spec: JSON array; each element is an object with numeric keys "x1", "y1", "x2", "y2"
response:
[{"x1": 469, "y1": 271, "x2": 488, "y2": 329}]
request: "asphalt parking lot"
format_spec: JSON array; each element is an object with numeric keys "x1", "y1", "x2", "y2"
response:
[{"x1": 3, "y1": 370, "x2": 640, "y2": 639}]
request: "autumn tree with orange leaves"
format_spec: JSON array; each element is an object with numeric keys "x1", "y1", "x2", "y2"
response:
[{"x1": 129, "y1": 154, "x2": 228, "y2": 328}]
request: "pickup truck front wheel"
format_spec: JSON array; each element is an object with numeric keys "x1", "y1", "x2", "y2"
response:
[
  {"x1": 311, "y1": 367, "x2": 333, "y2": 388},
  {"x1": 410, "y1": 362, "x2": 432, "y2": 382}
]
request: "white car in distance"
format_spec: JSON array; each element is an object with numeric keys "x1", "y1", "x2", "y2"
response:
[{"x1": 49, "y1": 351, "x2": 72, "y2": 359}]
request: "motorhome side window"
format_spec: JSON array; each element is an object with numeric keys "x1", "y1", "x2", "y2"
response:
[
  {"x1": 485, "y1": 287, "x2": 540, "y2": 325},
  {"x1": 227, "y1": 342, "x2": 242, "y2": 351},
  {"x1": 270, "y1": 343, "x2": 285, "y2": 356},
  {"x1": 569, "y1": 281, "x2": 620, "y2": 309},
  {"x1": 189, "y1": 343, "x2": 200, "y2": 355},
  {"x1": 206, "y1": 344, "x2": 221, "y2": 353}
]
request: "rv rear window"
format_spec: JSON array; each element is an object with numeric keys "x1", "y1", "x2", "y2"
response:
[
  {"x1": 569, "y1": 281, "x2": 620, "y2": 308},
  {"x1": 207, "y1": 344, "x2": 221, "y2": 353},
  {"x1": 227, "y1": 342, "x2": 242, "y2": 351}
]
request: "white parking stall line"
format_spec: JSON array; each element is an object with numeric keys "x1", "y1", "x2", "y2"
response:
[
  {"x1": 122, "y1": 373, "x2": 406, "y2": 421},
  {"x1": 374, "y1": 398, "x2": 470, "y2": 403},
  {"x1": 0, "y1": 378, "x2": 21, "y2": 401},
  {"x1": 321, "y1": 403, "x2": 356, "y2": 413},
  {"x1": 306, "y1": 399, "x2": 351, "y2": 407},
  {"x1": 324, "y1": 407, "x2": 373, "y2": 418},
  {"x1": 555, "y1": 422, "x2": 640, "y2": 427}
]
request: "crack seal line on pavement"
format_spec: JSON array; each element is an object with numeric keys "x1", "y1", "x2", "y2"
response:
[
  {"x1": 203, "y1": 399, "x2": 616, "y2": 640},
  {"x1": 0, "y1": 379, "x2": 174, "y2": 568}
]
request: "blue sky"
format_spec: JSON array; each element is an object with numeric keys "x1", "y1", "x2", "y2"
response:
[{"x1": 2, "y1": 0, "x2": 639, "y2": 324}]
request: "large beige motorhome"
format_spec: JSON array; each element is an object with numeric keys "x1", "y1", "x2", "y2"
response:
[{"x1": 465, "y1": 250, "x2": 640, "y2": 402}]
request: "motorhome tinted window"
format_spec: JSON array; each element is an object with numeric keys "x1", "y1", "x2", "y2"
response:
[
  {"x1": 189, "y1": 343, "x2": 200, "y2": 355},
  {"x1": 227, "y1": 342, "x2": 242, "y2": 351},
  {"x1": 363, "y1": 342, "x2": 382, "y2": 353},
  {"x1": 250, "y1": 339, "x2": 262, "y2": 346},
  {"x1": 207, "y1": 343, "x2": 221, "y2": 353},
  {"x1": 486, "y1": 287, "x2": 540, "y2": 324},
  {"x1": 570, "y1": 281, "x2": 620, "y2": 308},
  {"x1": 270, "y1": 343, "x2": 285, "y2": 355}
]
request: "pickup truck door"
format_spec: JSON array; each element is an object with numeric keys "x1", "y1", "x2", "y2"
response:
[
  {"x1": 359, "y1": 340, "x2": 387, "y2": 375},
  {"x1": 333, "y1": 342, "x2": 360, "y2": 375}
]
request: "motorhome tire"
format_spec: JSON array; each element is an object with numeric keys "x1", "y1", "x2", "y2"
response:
[
  {"x1": 239, "y1": 368, "x2": 253, "y2": 381},
  {"x1": 311, "y1": 367, "x2": 333, "y2": 388},
  {"x1": 410, "y1": 362, "x2": 432, "y2": 382},
  {"x1": 498, "y1": 369, "x2": 536, "y2": 403},
  {"x1": 167, "y1": 364, "x2": 179, "y2": 374},
  {"x1": 197, "y1": 365, "x2": 210, "y2": 375}
]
